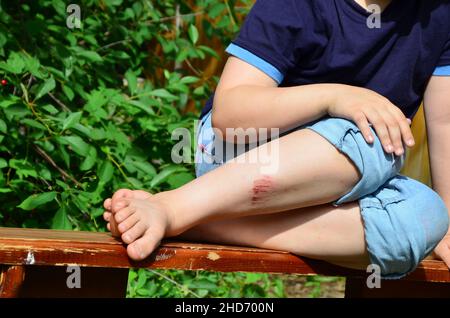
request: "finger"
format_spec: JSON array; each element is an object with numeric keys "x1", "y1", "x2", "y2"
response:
[
  {"x1": 353, "y1": 112, "x2": 374, "y2": 143},
  {"x1": 399, "y1": 118, "x2": 415, "y2": 148},
  {"x1": 366, "y1": 111, "x2": 394, "y2": 153},
  {"x1": 389, "y1": 107, "x2": 415, "y2": 148},
  {"x1": 121, "y1": 221, "x2": 148, "y2": 244},
  {"x1": 127, "y1": 229, "x2": 163, "y2": 261},
  {"x1": 103, "y1": 211, "x2": 112, "y2": 222},
  {"x1": 117, "y1": 213, "x2": 140, "y2": 234},
  {"x1": 381, "y1": 114, "x2": 404, "y2": 155},
  {"x1": 115, "y1": 205, "x2": 136, "y2": 223},
  {"x1": 107, "y1": 223, "x2": 111, "y2": 231},
  {"x1": 103, "y1": 198, "x2": 112, "y2": 210}
]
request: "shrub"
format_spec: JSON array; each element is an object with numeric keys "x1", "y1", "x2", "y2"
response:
[
  {"x1": 0, "y1": 0, "x2": 290, "y2": 299},
  {"x1": 0, "y1": 0, "x2": 248, "y2": 229}
]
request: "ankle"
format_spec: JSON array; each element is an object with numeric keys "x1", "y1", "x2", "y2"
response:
[{"x1": 152, "y1": 190, "x2": 185, "y2": 237}]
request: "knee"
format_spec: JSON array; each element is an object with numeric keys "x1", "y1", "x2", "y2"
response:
[
  {"x1": 360, "y1": 177, "x2": 449, "y2": 279},
  {"x1": 417, "y1": 190, "x2": 449, "y2": 255}
]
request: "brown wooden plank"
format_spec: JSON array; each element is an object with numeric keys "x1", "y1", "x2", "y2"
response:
[
  {"x1": 1, "y1": 227, "x2": 449, "y2": 283},
  {"x1": 0, "y1": 265, "x2": 25, "y2": 297}
]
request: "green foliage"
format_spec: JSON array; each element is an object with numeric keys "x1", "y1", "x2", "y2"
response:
[
  {"x1": 304, "y1": 276, "x2": 343, "y2": 298},
  {"x1": 0, "y1": 0, "x2": 247, "y2": 229},
  {"x1": 0, "y1": 0, "x2": 292, "y2": 299},
  {"x1": 0, "y1": 0, "x2": 339, "y2": 299},
  {"x1": 127, "y1": 269, "x2": 285, "y2": 298}
]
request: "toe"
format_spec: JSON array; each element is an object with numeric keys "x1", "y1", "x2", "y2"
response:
[
  {"x1": 117, "y1": 214, "x2": 139, "y2": 234},
  {"x1": 121, "y1": 221, "x2": 147, "y2": 244},
  {"x1": 111, "y1": 199, "x2": 130, "y2": 214},
  {"x1": 112, "y1": 189, "x2": 134, "y2": 201},
  {"x1": 103, "y1": 198, "x2": 112, "y2": 210},
  {"x1": 114, "y1": 206, "x2": 136, "y2": 223},
  {"x1": 111, "y1": 189, "x2": 134, "y2": 211},
  {"x1": 103, "y1": 211, "x2": 111, "y2": 222},
  {"x1": 127, "y1": 229, "x2": 163, "y2": 261}
]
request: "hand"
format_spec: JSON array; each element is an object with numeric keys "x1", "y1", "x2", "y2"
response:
[
  {"x1": 433, "y1": 234, "x2": 450, "y2": 268},
  {"x1": 327, "y1": 85, "x2": 415, "y2": 156}
]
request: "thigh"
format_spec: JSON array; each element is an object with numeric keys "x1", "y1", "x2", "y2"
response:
[{"x1": 178, "y1": 202, "x2": 370, "y2": 270}]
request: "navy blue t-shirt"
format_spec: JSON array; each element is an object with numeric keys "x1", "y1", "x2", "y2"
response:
[{"x1": 200, "y1": 0, "x2": 450, "y2": 119}]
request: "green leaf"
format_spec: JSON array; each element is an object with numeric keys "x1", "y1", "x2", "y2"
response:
[
  {"x1": 62, "y1": 111, "x2": 82, "y2": 131},
  {"x1": 0, "y1": 158, "x2": 7, "y2": 169},
  {"x1": 84, "y1": 90, "x2": 108, "y2": 119},
  {"x1": 131, "y1": 160, "x2": 157, "y2": 177},
  {"x1": 0, "y1": 96, "x2": 22, "y2": 108},
  {"x1": 150, "y1": 166, "x2": 185, "y2": 188},
  {"x1": 0, "y1": 52, "x2": 25, "y2": 73},
  {"x1": 124, "y1": 100, "x2": 155, "y2": 115},
  {"x1": 51, "y1": 205, "x2": 72, "y2": 230},
  {"x1": 18, "y1": 191, "x2": 57, "y2": 210},
  {"x1": 125, "y1": 69, "x2": 138, "y2": 95},
  {"x1": 21, "y1": 118, "x2": 46, "y2": 130},
  {"x1": 80, "y1": 146, "x2": 97, "y2": 170},
  {"x1": 242, "y1": 283, "x2": 266, "y2": 298},
  {"x1": 35, "y1": 77, "x2": 56, "y2": 100},
  {"x1": 9, "y1": 159, "x2": 37, "y2": 178},
  {"x1": 166, "y1": 172, "x2": 194, "y2": 188},
  {"x1": 98, "y1": 160, "x2": 114, "y2": 183},
  {"x1": 188, "y1": 24, "x2": 199, "y2": 44},
  {"x1": 24, "y1": 55, "x2": 43, "y2": 78},
  {"x1": 0, "y1": 119, "x2": 6, "y2": 133},
  {"x1": 58, "y1": 135, "x2": 90, "y2": 156},
  {"x1": 62, "y1": 85, "x2": 75, "y2": 101},
  {"x1": 20, "y1": 83, "x2": 29, "y2": 104},
  {"x1": 42, "y1": 104, "x2": 59, "y2": 114},
  {"x1": 180, "y1": 76, "x2": 199, "y2": 84},
  {"x1": 149, "y1": 89, "x2": 178, "y2": 101},
  {"x1": 77, "y1": 50, "x2": 103, "y2": 62}
]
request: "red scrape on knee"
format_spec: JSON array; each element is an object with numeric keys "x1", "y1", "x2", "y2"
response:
[{"x1": 251, "y1": 175, "x2": 275, "y2": 204}]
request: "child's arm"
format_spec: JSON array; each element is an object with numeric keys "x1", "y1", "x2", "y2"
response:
[
  {"x1": 213, "y1": 56, "x2": 414, "y2": 156},
  {"x1": 424, "y1": 75, "x2": 450, "y2": 267}
]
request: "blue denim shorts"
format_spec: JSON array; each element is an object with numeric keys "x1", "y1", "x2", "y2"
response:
[{"x1": 195, "y1": 111, "x2": 449, "y2": 279}]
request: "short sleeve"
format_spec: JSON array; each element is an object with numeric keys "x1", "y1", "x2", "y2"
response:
[
  {"x1": 225, "y1": 0, "x2": 304, "y2": 84},
  {"x1": 433, "y1": 36, "x2": 450, "y2": 76}
]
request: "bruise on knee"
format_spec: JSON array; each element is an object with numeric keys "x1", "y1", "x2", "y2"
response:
[{"x1": 251, "y1": 175, "x2": 276, "y2": 205}]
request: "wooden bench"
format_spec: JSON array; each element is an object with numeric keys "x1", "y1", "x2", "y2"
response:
[{"x1": 1, "y1": 227, "x2": 449, "y2": 298}]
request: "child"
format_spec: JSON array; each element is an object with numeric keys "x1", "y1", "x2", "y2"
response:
[{"x1": 103, "y1": 0, "x2": 450, "y2": 279}]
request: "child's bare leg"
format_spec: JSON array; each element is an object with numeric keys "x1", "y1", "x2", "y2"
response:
[
  {"x1": 104, "y1": 199, "x2": 369, "y2": 269},
  {"x1": 104, "y1": 128, "x2": 362, "y2": 260},
  {"x1": 178, "y1": 202, "x2": 370, "y2": 270}
]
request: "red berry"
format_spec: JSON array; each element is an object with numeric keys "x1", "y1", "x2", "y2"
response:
[{"x1": 1, "y1": 79, "x2": 7, "y2": 86}]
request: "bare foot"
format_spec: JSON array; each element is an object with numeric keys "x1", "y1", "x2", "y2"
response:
[
  {"x1": 103, "y1": 190, "x2": 175, "y2": 261},
  {"x1": 103, "y1": 189, "x2": 152, "y2": 237}
]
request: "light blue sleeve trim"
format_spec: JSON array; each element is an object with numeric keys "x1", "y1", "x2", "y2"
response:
[
  {"x1": 433, "y1": 65, "x2": 450, "y2": 76},
  {"x1": 225, "y1": 43, "x2": 284, "y2": 84}
]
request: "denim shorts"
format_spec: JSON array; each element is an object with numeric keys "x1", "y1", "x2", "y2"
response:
[{"x1": 195, "y1": 110, "x2": 449, "y2": 279}]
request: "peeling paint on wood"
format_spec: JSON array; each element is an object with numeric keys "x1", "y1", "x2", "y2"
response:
[
  {"x1": 207, "y1": 252, "x2": 220, "y2": 261},
  {"x1": 25, "y1": 251, "x2": 35, "y2": 265},
  {"x1": 155, "y1": 251, "x2": 175, "y2": 262}
]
